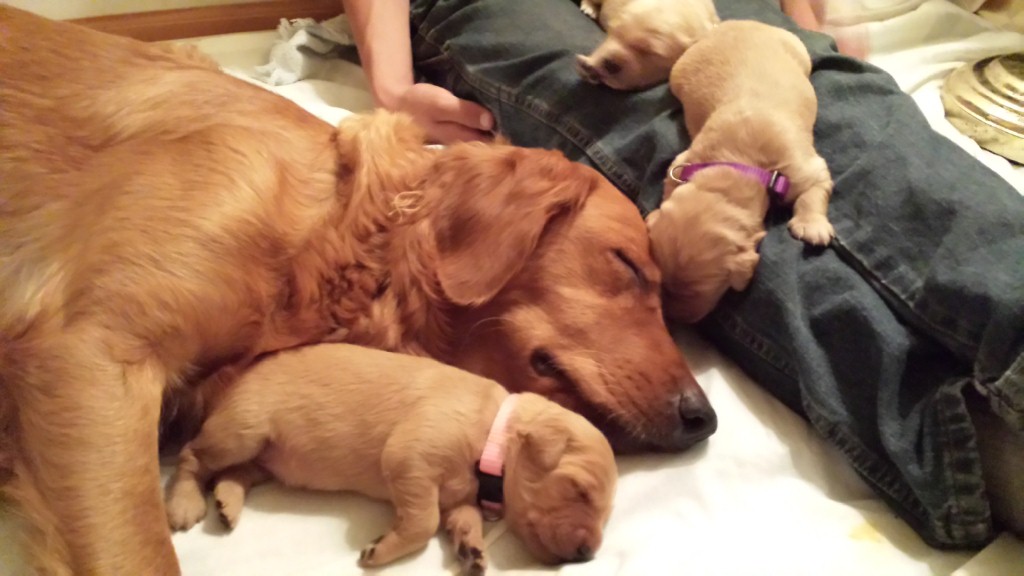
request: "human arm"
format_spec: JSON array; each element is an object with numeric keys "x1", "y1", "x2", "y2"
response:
[{"x1": 341, "y1": 0, "x2": 495, "y2": 143}]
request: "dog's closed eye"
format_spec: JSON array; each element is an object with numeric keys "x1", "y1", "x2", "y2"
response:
[{"x1": 613, "y1": 249, "x2": 647, "y2": 290}]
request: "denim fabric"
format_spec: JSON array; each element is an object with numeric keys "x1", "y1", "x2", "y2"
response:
[{"x1": 408, "y1": 0, "x2": 1024, "y2": 549}]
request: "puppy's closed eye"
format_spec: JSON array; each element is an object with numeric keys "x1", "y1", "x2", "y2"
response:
[{"x1": 569, "y1": 477, "x2": 593, "y2": 504}]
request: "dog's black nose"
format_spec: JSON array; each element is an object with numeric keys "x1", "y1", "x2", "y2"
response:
[
  {"x1": 573, "y1": 545, "x2": 594, "y2": 563},
  {"x1": 676, "y1": 388, "x2": 717, "y2": 447}
]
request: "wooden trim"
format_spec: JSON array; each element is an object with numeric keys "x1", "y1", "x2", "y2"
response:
[{"x1": 71, "y1": 0, "x2": 342, "y2": 42}]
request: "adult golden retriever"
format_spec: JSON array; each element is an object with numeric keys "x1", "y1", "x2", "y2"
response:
[{"x1": 0, "y1": 7, "x2": 714, "y2": 575}]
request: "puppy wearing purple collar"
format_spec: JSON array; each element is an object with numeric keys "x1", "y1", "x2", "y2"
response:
[
  {"x1": 647, "y1": 20, "x2": 834, "y2": 323},
  {"x1": 164, "y1": 344, "x2": 616, "y2": 574}
]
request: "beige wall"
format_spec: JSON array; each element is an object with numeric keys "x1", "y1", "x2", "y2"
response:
[{"x1": 4, "y1": 1, "x2": 273, "y2": 20}]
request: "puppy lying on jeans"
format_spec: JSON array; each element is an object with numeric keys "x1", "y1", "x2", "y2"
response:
[
  {"x1": 576, "y1": 0, "x2": 719, "y2": 89},
  {"x1": 164, "y1": 344, "x2": 617, "y2": 574},
  {"x1": 647, "y1": 20, "x2": 835, "y2": 323}
]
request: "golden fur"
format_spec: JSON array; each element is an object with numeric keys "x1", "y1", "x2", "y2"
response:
[
  {"x1": 648, "y1": 20, "x2": 835, "y2": 323},
  {"x1": 0, "y1": 7, "x2": 712, "y2": 574},
  {"x1": 576, "y1": 0, "x2": 719, "y2": 90},
  {"x1": 164, "y1": 343, "x2": 616, "y2": 572}
]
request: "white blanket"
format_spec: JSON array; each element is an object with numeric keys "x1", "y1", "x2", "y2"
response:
[{"x1": 1, "y1": 1, "x2": 1021, "y2": 574}]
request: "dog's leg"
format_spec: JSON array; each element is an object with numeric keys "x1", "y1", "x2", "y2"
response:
[
  {"x1": 358, "y1": 472, "x2": 440, "y2": 568},
  {"x1": 11, "y1": 329, "x2": 178, "y2": 575},
  {"x1": 212, "y1": 463, "x2": 271, "y2": 530},
  {"x1": 165, "y1": 411, "x2": 268, "y2": 531},
  {"x1": 444, "y1": 504, "x2": 487, "y2": 576},
  {"x1": 4, "y1": 460, "x2": 73, "y2": 576},
  {"x1": 785, "y1": 154, "x2": 835, "y2": 246}
]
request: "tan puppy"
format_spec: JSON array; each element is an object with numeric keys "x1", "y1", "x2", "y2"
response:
[
  {"x1": 647, "y1": 20, "x2": 834, "y2": 323},
  {"x1": 576, "y1": 0, "x2": 719, "y2": 90},
  {"x1": 164, "y1": 343, "x2": 617, "y2": 573}
]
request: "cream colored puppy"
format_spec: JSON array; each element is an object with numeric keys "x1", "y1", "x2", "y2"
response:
[
  {"x1": 576, "y1": 0, "x2": 719, "y2": 90},
  {"x1": 164, "y1": 344, "x2": 616, "y2": 574},
  {"x1": 647, "y1": 20, "x2": 834, "y2": 323}
]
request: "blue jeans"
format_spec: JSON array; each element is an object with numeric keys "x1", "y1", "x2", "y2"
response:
[{"x1": 408, "y1": 0, "x2": 1024, "y2": 549}]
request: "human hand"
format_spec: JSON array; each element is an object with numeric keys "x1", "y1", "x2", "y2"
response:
[
  {"x1": 780, "y1": 0, "x2": 870, "y2": 59},
  {"x1": 386, "y1": 83, "x2": 495, "y2": 144}
]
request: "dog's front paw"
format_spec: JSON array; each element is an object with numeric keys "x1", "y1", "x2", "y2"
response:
[
  {"x1": 165, "y1": 481, "x2": 208, "y2": 531},
  {"x1": 788, "y1": 214, "x2": 835, "y2": 246},
  {"x1": 213, "y1": 482, "x2": 244, "y2": 530},
  {"x1": 358, "y1": 535, "x2": 385, "y2": 568},
  {"x1": 457, "y1": 541, "x2": 487, "y2": 576}
]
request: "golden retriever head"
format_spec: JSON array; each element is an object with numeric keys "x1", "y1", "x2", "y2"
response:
[
  {"x1": 412, "y1": 140, "x2": 717, "y2": 453},
  {"x1": 646, "y1": 179, "x2": 766, "y2": 324},
  {"x1": 503, "y1": 393, "x2": 616, "y2": 564},
  {"x1": 576, "y1": 0, "x2": 719, "y2": 90}
]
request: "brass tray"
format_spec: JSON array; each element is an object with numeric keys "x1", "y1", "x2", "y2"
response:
[{"x1": 941, "y1": 52, "x2": 1024, "y2": 164}]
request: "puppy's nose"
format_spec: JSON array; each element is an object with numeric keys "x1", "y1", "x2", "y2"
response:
[
  {"x1": 675, "y1": 387, "x2": 717, "y2": 447},
  {"x1": 573, "y1": 545, "x2": 594, "y2": 563},
  {"x1": 601, "y1": 59, "x2": 622, "y2": 75}
]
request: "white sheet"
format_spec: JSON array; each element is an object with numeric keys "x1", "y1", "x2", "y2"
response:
[{"x1": 2, "y1": 1, "x2": 1021, "y2": 574}]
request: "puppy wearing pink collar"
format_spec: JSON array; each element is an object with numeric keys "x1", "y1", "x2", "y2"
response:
[
  {"x1": 164, "y1": 343, "x2": 616, "y2": 574},
  {"x1": 647, "y1": 20, "x2": 835, "y2": 323}
]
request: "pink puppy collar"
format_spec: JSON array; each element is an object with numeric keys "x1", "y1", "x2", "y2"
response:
[{"x1": 477, "y1": 394, "x2": 518, "y2": 521}]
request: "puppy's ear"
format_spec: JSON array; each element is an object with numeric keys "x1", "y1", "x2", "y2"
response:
[
  {"x1": 517, "y1": 424, "x2": 569, "y2": 473},
  {"x1": 727, "y1": 231, "x2": 766, "y2": 291},
  {"x1": 429, "y1": 145, "x2": 593, "y2": 306}
]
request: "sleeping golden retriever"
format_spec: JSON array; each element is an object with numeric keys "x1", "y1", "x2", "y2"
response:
[{"x1": 0, "y1": 6, "x2": 714, "y2": 575}]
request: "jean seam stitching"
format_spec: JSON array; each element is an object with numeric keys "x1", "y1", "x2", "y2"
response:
[
  {"x1": 935, "y1": 382, "x2": 991, "y2": 539},
  {"x1": 831, "y1": 237, "x2": 977, "y2": 355},
  {"x1": 981, "y1": 351, "x2": 1024, "y2": 425},
  {"x1": 804, "y1": 409, "x2": 944, "y2": 542},
  {"x1": 713, "y1": 311, "x2": 797, "y2": 379}
]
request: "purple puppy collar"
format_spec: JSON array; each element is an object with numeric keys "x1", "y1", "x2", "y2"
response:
[{"x1": 669, "y1": 162, "x2": 790, "y2": 200}]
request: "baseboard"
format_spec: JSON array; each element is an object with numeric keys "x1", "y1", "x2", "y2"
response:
[{"x1": 71, "y1": 0, "x2": 342, "y2": 42}]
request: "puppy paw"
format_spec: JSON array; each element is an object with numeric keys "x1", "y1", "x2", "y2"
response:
[
  {"x1": 165, "y1": 482, "x2": 207, "y2": 531},
  {"x1": 357, "y1": 536, "x2": 385, "y2": 568},
  {"x1": 213, "y1": 483, "x2": 244, "y2": 530},
  {"x1": 788, "y1": 214, "x2": 835, "y2": 246},
  {"x1": 579, "y1": 0, "x2": 599, "y2": 19},
  {"x1": 457, "y1": 542, "x2": 487, "y2": 576}
]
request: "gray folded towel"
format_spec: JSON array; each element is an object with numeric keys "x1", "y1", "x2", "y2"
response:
[{"x1": 252, "y1": 15, "x2": 355, "y2": 86}]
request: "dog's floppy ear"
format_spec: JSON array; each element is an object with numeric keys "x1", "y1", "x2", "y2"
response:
[
  {"x1": 429, "y1": 144, "x2": 593, "y2": 306},
  {"x1": 727, "y1": 230, "x2": 766, "y2": 291}
]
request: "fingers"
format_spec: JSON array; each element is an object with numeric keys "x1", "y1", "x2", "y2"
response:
[
  {"x1": 395, "y1": 84, "x2": 496, "y2": 144},
  {"x1": 415, "y1": 84, "x2": 494, "y2": 132},
  {"x1": 425, "y1": 120, "x2": 493, "y2": 145}
]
